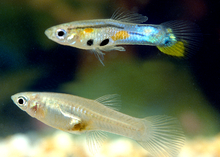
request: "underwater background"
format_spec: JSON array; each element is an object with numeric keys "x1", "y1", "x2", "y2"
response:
[{"x1": 0, "y1": 0, "x2": 220, "y2": 156}]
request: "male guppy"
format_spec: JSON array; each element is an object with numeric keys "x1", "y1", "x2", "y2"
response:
[
  {"x1": 45, "y1": 10, "x2": 200, "y2": 65},
  {"x1": 11, "y1": 92, "x2": 185, "y2": 157}
]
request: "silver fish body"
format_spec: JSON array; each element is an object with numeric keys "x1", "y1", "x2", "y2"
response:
[
  {"x1": 45, "y1": 19, "x2": 166, "y2": 49},
  {"x1": 11, "y1": 92, "x2": 185, "y2": 157},
  {"x1": 45, "y1": 10, "x2": 201, "y2": 65}
]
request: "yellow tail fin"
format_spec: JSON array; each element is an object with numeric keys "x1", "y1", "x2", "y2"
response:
[
  {"x1": 157, "y1": 40, "x2": 186, "y2": 57},
  {"x1": 157, "y1": 20, "x2": 202, "y2": 58}
]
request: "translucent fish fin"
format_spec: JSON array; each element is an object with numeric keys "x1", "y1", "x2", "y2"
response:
[
  {"x1": 101, "y1": 45, "x2": 126, "y2": 52},
  {"x1": 95, "y1": 94, "x2": 121, "y2": 111},
  {"x1": 92, "y1": 49, "x2": 105, "y2": 66},
  {"x1": 111, "y1": 8, "x2": 148, "y2": 24},
  {"x1": 86, "y1": 130, "x2": 107, "y2": 155},
  {"x1": 157, "y1": 20, "x2": 202, "y2": 58},
  {"x1": 136, "y1": 115, "x2": 185, "y2": 157}
]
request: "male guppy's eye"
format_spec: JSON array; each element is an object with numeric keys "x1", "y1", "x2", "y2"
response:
[
  {"x1": 17, "y1": 96, "x2": 27, "y2": 107},
  {"x1": 56, "y1": 29, "x2": 66, "y2": 39}
]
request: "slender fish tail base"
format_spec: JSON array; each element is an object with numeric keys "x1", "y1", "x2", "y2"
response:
[
  {"x1": 157, "y1": 20, "x2": 202, "y2": 58},
  {"x1": 135, "y1": 115, "x2": 185, "y2": 157}
]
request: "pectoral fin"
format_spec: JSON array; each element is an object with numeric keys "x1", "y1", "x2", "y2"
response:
[
  {"x1": 92, "y1": 46, "x2": 125, "y2": 66},
  {"x1": 92, "y1": 48, "x2": 105, "y2": 66}
]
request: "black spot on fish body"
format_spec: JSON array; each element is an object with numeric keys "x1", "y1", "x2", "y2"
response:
[
  {"x1": 87, "y1": 39, "x2": 94, "y2": 46},
  {"x1": 163, "y1": 37, "x2": 174, "y2": 46},
  {"x1": 100, "y1": 39, "x2": 109, "y2": 46},
  {"x1": 164, "y1": 40, "x2": 170, "y2": 46}
]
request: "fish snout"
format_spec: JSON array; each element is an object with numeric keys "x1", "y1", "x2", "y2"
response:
[{"x1": 44, "y1": 28, "x2": 53, "y2": 39}]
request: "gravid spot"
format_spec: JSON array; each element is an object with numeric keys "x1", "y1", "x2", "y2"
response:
[
  {"x1": 87, "y1": 39, "x2": 94, "y2": 46},
  {"x1": 100, "y1": 39, "x2": 109, "y2": 46},
  {"x1": 71, "y1": 122, "x2": 86, "y2": 131}
]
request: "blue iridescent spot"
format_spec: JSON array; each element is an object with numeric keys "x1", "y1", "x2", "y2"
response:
[{"x1": 128, "y1": 32, "x2": 145, "y2": 36}]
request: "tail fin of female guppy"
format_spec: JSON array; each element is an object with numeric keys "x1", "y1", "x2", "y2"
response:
[
  {"x1": 157, "y1": 20, "x2": 202, "y2": 58},
  {"x1": 136, "y1": 115, "x2": 185, "y2": 157}
]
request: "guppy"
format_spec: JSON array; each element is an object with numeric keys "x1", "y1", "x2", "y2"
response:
[
  {"x1": 12, "y1": 92, "x2": 185, "y2": 157},
  {"x1": 45, "y1": 10, "x2": 200, "y2": 65}
]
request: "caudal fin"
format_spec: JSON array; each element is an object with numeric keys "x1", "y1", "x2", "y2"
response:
[
  {"x1": 157, "y1": 20, "x2": 202, "y2": 58},
  {"x1": 136, "y1": 115, "x2": 185, "y2": 157}
]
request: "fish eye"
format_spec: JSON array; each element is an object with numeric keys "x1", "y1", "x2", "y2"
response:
[
  {"x1": 17, "y1": 96, "x2": 28, "y2": 107},
  {"x1": 56, "y1": 29, "x2": 66, "y2": 39}
]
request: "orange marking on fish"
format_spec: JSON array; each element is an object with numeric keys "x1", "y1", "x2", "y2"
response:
[
  {"x1": 84, "y1": 28, "x2": 94, "y2": 33},
  {"x1": 111, "y1": 31, "x2": 130, "y2": 41}
]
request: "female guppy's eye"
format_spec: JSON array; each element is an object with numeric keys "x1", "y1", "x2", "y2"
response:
[
  {"x1": 17, "y1": 96, "x2": 27, "y2": 107},
  {"x1": 56, "y1": 29, "x2": 66, "y2": 39}
]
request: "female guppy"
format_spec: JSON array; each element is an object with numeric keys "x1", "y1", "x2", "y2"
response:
[
  {"x1": 11, "y1": 92, "x2": 185, "y2": 157},
  {"x1": 45, "y1": 10, "x2": 200, "y2": 65}
]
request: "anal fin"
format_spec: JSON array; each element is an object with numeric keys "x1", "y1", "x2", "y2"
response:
[{"x1": 101, "y1": 45, "x2": 126, "y2": 52}]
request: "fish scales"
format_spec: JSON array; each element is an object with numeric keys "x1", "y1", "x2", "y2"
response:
[
  {"x1": 51, "y1": 93, "x2": 141, "y2": 136},
  {"x1": 61, "y1": 19, "x2": 164, "y2": 46}
]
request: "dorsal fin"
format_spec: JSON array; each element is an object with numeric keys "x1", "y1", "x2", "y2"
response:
[
  {"x1": 111, "y1": 8, "x2": 148, "y2": 24},
  {"x1": 95, "y1": 94, "x2": 121, "y2": 111}
]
